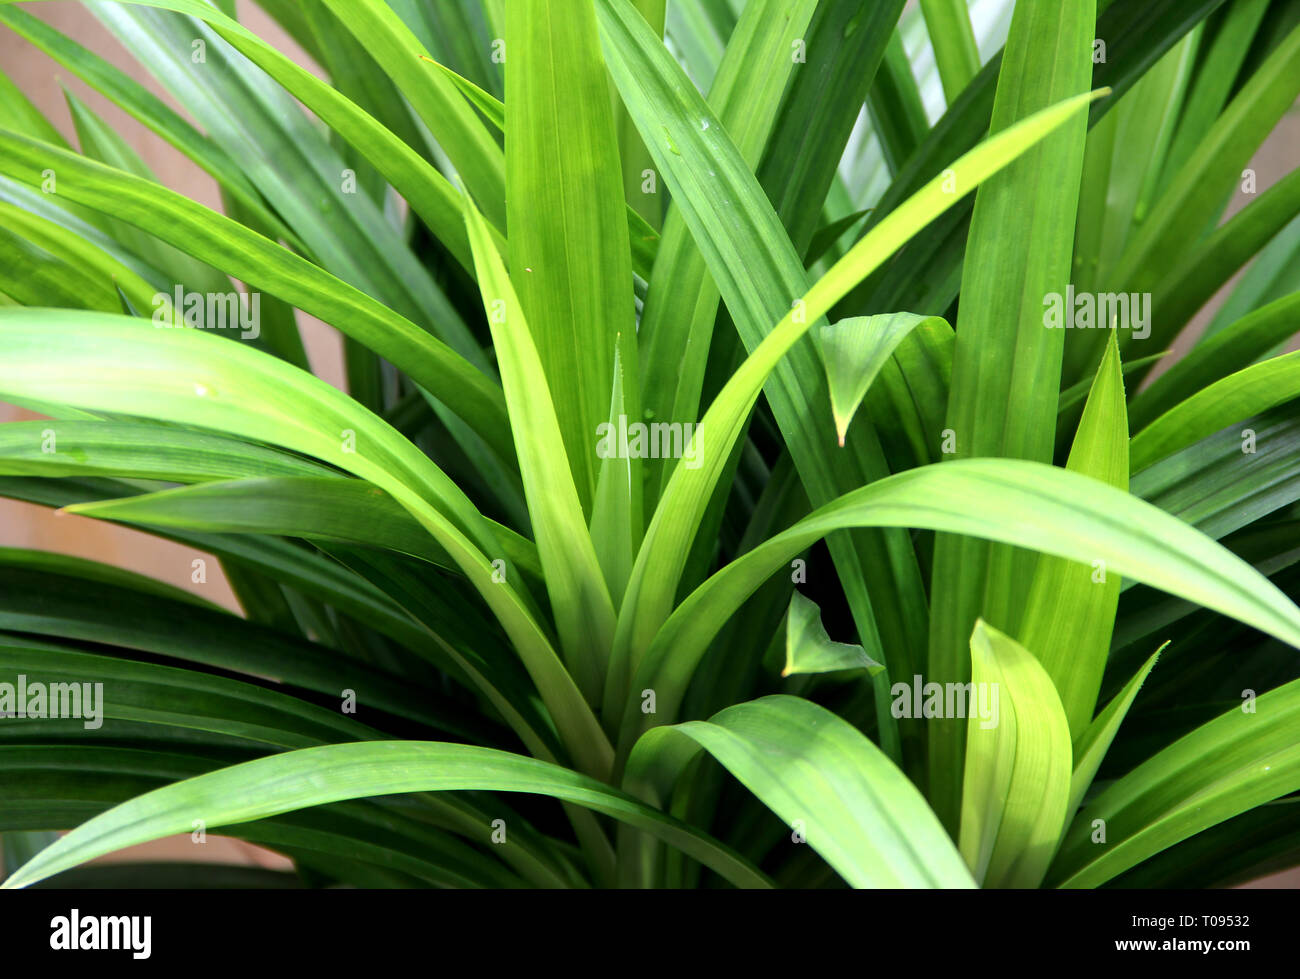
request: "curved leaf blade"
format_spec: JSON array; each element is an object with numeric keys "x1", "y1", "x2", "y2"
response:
[
  {"x1": 625, "y1": 458, "x2": 1300, "y2": 746},
  {"x1": 628, "y1": 696, "x2": 973, "y2": 888},
  {"x1": 959, "y1": 621, "x2": 1071, "y2": 888},
  {"x1": 1050, "y1": 675, "x2": 1300, "y2": 888},
  {"x1": 1, "y1": 741, "x2": 770, "y2": 890}
]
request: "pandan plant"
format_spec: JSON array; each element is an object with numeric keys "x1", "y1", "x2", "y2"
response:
[{"x1": 0, "y1": 0, "x2": 1299, "y2": 891}]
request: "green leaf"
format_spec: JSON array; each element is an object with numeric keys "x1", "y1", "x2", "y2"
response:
[
  {"x1": 1140, "y1": 166, "x2": 1300, "y2": 361},
  {"x1": 0, "y1": 744, "x2": 564, "y2": 888},
  {"x1": 0, "y1": 563, "x2": 443, "y2": 732},
  {"x1": 626, "y1": 696, "x2": 973, "y2": 888},
  {"x1": 0, "y1": 4, "x2": 296, "y2": 247},
  {"x1": 0, "y1": 546, "x2": 220, "y2": 611},
  {"x1": 1112, "y1": 17, "x2": 1300, "y2": 333},
  {"x1": 462, "y1": 187, "x2": 617, "y2": 707},
  {"x1": 758, "y1": 1, "x2": 903, "y2": 258},
  {"x1": 0, "y1": 476, "x2": 537, "y2": 733},
  {"x1": 589, "y1": 342, "x2": 641, "y2": 605},
  {"x1": 615, "y1": 0, "x2": 667, "y2": 227},
  {"x1": 782, "y1": 592, "x2": 882, "y2": 677},
  {"x1": 63, "y1": 476, "x2": 541, "y2": 582},
  {"x1": 959, "y1": 621, "x2": 1071, "y2": 888},
  {"x1": 927, "y1": 0, "x2": 1097, "y2": 831},
  {"x1": 297, "y1": 1, "x2": 435, "y2": 197},
  {"x1": 155, "y1": 0, "x2": 476, "y2": 268},
  {"x1": 0, "y1": 201, "x2": 158, "y2": 314},
  {"x1": 1132, "y1": 403, "x2": 1300, "y2": 542},
  {"x1": 1131, "y1": 350, "x2": 1300, "y2": 473},
  {"x1": 1050, "y1": 674, "x2": 1300, "y2": 888},
  {"x1": 610, "y1": 66, "x2": 1107, "y2": 689},
  {"x1": 0, "y1": 634, "x2": 383, "y2": 748},
  {"x1": 602, "y1": 0, "x2": 1029, "y2": 764},
  {"x1": 1056, "y1": 351, "x2": 1166, "y2": 421},
  {"x1": 387, "y1": 0, "x2": 502, "y2": 97},
  {"x1": 920, "y1": 0, "x2": 981, "y2": 104},
  {"x1": 317, "y1": 0, "x2": 506, "y2": 230},
  {"x1": 1158, "y1": 0, "x2": 1270, "y2": 191},
  {"x1": 414, "y1": 52, "x2": 660, "y2": 282},
  {"x1": 0, "y1": 310, "x2": 503, "y2": 564},
  {"x1": 804, "y1": 209, "x2": 872, "y2": 268},
  {"x1": 0, "y1": 308, "x2": 609, "y2": 776},
  {"x1": 842, "y1": 0, "x2": 1224, "y2": 374},
  {"x1": 0, "y1": 420, "x2": 333, "y2": 482},
  {"x1": 0, "y1": 61, "x2": 69, "y2": 149},
  {"x1": 1081, "y1": 33, "x2": 1197, "y2": 296},
  {"x1": 418, "y1": 54, "x2": 503, "y2": 129},
  {"x1": 0, "y1": 132, "x2": 513, "y2": 464},
  {"x1": 663, "y1": 0, "x2": 731, "y2": 92},
  {"x1": 1103, "y1": 798, "x2": 1300, "y2": 890},
  {"x1": 1018, "y1": 331, "x2": 1129, "y2": 738},
  {"x1": 1203, "y1": 213, "x2": 1300, "y2": 341},
  {"x1": 865, "y1": 317, "x2": 955, "y2": 472},
  {"x1": 1, "y1": 741, "x2": 770, "y2": 891},
  {"x1": 1135, "y1": 283, "x2": 1300, "y2": 431},
  {"x1": 1068, "y1": 647, "x2": 1163, "y2": 815},
  {"x1": 867, "y1": 30, "x2": 931, "y2": 177},
  {"x1": 2, "y1": 832, "x2": 58, "y2": 877},
  {"x1": 635, "y1": 0, "x2": 818, "y2": 490},
  {"x1": 818, "y1": 313, "x2": 946, "y2": 445},
  {"x1": 85, "y1": 0, "x2": 461, "y2": 364},
  {"x1": 625, "y1": 458, "x2": 1300, "y2": 747},
  {"x1": 62, "y1": 88, "x2": 238, "y2": 306},
  {"x1": 506, "y1": 0, "x2": 637, "y2": 513}
]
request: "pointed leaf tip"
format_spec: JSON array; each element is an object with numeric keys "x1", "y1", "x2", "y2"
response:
[
  {"x1": 819, "y1": 314, "x2": 950, "y2": 442},
  {"x1": 784, "y1": 591, "x2": 881, "y2": 676}
]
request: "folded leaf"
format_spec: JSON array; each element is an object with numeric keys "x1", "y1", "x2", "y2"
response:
[
  {"x1": 818, "y1": 313, "x2": 947, "y2": 445},
  {"x1": 960, "y1": 621, "x2": 1071, "y2": 888},
  {"x1": 782, "y1": 591, "x2": 883, "y2": 677}
]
